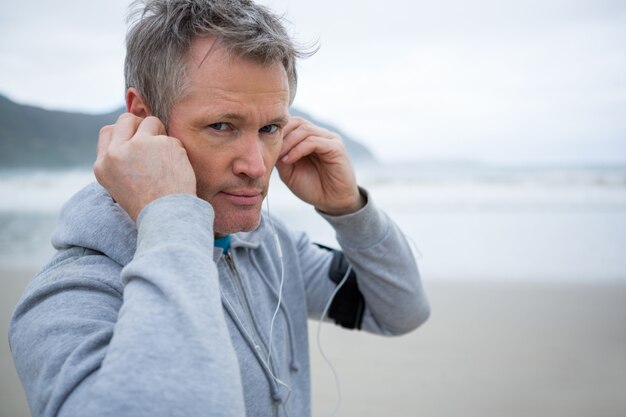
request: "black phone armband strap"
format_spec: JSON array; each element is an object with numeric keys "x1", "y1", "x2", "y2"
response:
[{"x1": 315, "y1": 244, "x2": 365, "y2": 330}]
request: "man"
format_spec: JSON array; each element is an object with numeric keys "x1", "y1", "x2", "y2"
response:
[{"x1": 9, "y1": 1, "x2": 430, "y2": 416}]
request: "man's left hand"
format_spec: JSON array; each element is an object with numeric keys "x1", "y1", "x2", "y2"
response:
[{"x1": 277, "y1": 116, "x2": 365, "y2": 215}]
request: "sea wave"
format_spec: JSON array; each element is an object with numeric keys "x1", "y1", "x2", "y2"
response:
[
  {"x1": 2, "y1": 166, "x2": 626, "y2": 213},
  {"x1": 0, "y1": 169, "x2": 95, "y2": 213},
  {"x1": 1, "y1": 167, "x2": 625, "y2": 283}
]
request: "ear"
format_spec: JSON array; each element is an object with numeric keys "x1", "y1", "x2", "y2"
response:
[{"x1": 126, "y1": 87, "x2": 151, "y2": 117}]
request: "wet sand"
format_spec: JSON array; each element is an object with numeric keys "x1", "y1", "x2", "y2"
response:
[
  {"x1": 1, "y1": 268, "x2": 33, "y2": 417},
  {"x1": 2, "y1": 268, "x2": 625, "y2": 417},
  {"x1": 310, "y1": 280, "x2": 626, "y2": 417}
]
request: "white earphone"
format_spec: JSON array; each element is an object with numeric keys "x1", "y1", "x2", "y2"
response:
[{"x1": 265, "y1": 193, "x2": 349, "y2": 417}]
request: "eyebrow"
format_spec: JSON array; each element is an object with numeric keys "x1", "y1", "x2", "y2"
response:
[
  {"x1": 266, "y1": 115, "x2": 290, "y2": 126},
  {"x1": 218, "y1": 113, "x2": 289, "y2": 126}
]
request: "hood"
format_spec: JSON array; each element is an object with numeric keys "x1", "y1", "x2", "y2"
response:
[
  {"x1": 51, "y1": 182, "x2": 270, "y2": 267},
  {"x1": 51, "y1": 182, "x2": 138, "y2": 266}
]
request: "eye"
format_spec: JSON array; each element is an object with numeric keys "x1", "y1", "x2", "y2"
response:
[
  {"x1": 208, "y1": 122, "x2": 230, "y2": 131},
  {"x1": 259, "y1": 124, "x2": 278, "y2": 134}
]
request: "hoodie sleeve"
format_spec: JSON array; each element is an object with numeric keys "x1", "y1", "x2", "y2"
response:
[
  {"x1": 301, "y1": 188, "x2": 430, "y2": 335},
  {"x1": 9, "y1": 194, "x2": 245, "y2": 417}
]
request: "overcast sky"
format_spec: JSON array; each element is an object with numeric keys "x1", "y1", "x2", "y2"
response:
[{"x1": 1, "y1": 0, "x2": 625, "y2": 164}]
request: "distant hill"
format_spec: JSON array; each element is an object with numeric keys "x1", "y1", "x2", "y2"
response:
[
  {"x1": 0, "y1": 95, "x2": 122, "y2": 168},
  {"x1": 0, "y1": 94, "x2": 376, "y2": 168}
]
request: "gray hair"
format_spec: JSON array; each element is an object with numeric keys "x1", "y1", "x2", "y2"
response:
[{"x1": 125, "y1": 0, "x2": 313, "y2": 125}]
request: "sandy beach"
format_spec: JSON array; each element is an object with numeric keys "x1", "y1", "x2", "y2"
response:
[
  {"x1": 310, "y1": 280, "x2": 626, "y2": 417},
  {"x1": 2, "y1": 268, "x2": 625, "y2": 417}
]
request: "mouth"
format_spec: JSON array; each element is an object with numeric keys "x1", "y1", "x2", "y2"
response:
[{"x1": 219, "y1": 189, "x2": 264, "y2": 206}]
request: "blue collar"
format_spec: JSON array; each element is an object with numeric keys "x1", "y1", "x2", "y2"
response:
[{"x1": 214, "y1": 235, "x2": 231, "y2": 254}]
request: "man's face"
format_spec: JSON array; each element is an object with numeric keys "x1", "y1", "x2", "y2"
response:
[{"x1": 167, "y1": 37, "x2": 290, "y2": 236}]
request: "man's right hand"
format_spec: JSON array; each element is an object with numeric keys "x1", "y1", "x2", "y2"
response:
[{"x1": 94, "y1": 113, "x2": 197, "y2": 221}]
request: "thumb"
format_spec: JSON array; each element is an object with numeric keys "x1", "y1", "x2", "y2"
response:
[{"x1": 110, "y1": 113, "x2": 144, "y2": 145}]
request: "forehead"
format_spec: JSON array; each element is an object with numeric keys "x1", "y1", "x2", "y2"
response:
[{"x1": 180, "y1": 37, "x2": 290, "y2": 111}]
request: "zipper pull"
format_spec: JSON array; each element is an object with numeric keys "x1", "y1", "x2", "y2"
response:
[{"x1": 225, "y1": 251, "x2": 236, "y2": 272}]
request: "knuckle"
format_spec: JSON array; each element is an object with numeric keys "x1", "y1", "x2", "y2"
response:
[
  {"x1": 176, "y1": 146, "x2": 189, "y2": 158},
  {"x1": 166, "y1": 136, "x2": 185, "y2": 150},
  {"x1": 104, "y1": 146, "x2": 125, "y2": 163},
  {"x1": 99, "y1": 124, "x2": 113, "y2": 137},
  {"x1": 144, "y1": 115, "x2": 163, "y2": 126},
  {"x1": 117, "y1": 112, "x2": 136, "y2": 122},
  {"x1": 332, "y1": 138, "x2": 346, "y2": 150},
  {"x1": 143, "y1": 116, "x2": 166, "y2": 133},
  {"x1": 164, "y1": 135, "x2": 179, "y2": 144},
  {"x1": 155, "y1": 134, "x2": 176, "y2": 147},
  {"x1": 93, "y1": 160, "x2": 104, "y2": 180}
]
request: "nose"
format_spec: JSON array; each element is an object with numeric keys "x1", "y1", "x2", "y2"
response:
[{"x1": 233, "y1": 133, "x2": 267, "y2": 179}]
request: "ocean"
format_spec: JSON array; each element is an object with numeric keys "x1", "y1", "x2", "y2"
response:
[{"x1": 1, "y1": 163, "x2": 625, "y2": 284}]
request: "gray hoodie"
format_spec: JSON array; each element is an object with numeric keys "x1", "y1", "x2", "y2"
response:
[{"x1": 9, "y1": 183, "x2": 430, "y2": 417}]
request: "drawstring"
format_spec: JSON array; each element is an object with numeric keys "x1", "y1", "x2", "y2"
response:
[
  {"x1": 230, "y1": 251, "x2": 275, "y2": 363},
  {"x1": 219, "y1": 252, "x2": 292, "y2": 409},
  {"x1": 220, "y1": 288, "x2": 287, "y2": 403},
  {"x1": 249, "y1": 250, "x2": 300, "y2": 372}
]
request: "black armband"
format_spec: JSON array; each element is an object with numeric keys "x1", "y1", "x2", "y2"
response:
[{"x1": 315, "y1": 244, "x2": 365, "y2": 330}]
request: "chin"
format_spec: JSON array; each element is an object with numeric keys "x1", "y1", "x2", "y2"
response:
[{"x1": 213, "y1": 212, "x2": 262, "y2": 236}]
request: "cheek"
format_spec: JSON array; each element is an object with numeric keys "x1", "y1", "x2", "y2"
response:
[{"x1": 188, "y1": 151, "x2": 231, "y2": 195}]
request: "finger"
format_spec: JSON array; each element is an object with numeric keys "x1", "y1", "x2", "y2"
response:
[
  {"x1": 280, "y1": 125, "x2": 307, "y2": 159},
  {"x1": 281, "y1": 123, "x2": 334, "y2": 160},
  {"x1": 280, "y1": 119, "x2": 301, "y2": 157},
  {"x1": 282, "y1": 116, "x2": 306, "y2": 138},
  {"x1": 96, "y1": 125, "x2": 114, "y2": 157},
  {"x1": 281, "y1": 117, "x2": 322, "y2": 151},
  {"x1": 94, "y1": 124, "x2": 115, "y2": 184},
  {"x1": 275, "y1": 158, "x2": 294, "y2": 183},
  {"x1": 281, "y1": 135, "x2": 337, "y2": 164},
  {"x1": 110, "y1": 113, "x2": 144, "y2": 145},
  {"x1": 137, "y1": 115, "x2": 167, "y2": 138}
]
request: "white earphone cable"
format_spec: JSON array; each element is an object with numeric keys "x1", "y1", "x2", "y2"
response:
[
  {"x1": 317, "y1": 264, "x2": 352, "y2": 417},
  {"x1": 265, "y1": 192, "x2": 351, "y2": 417},
  {"x1": 265, "y1": 194, "x2": 284, "y2": 367}
]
